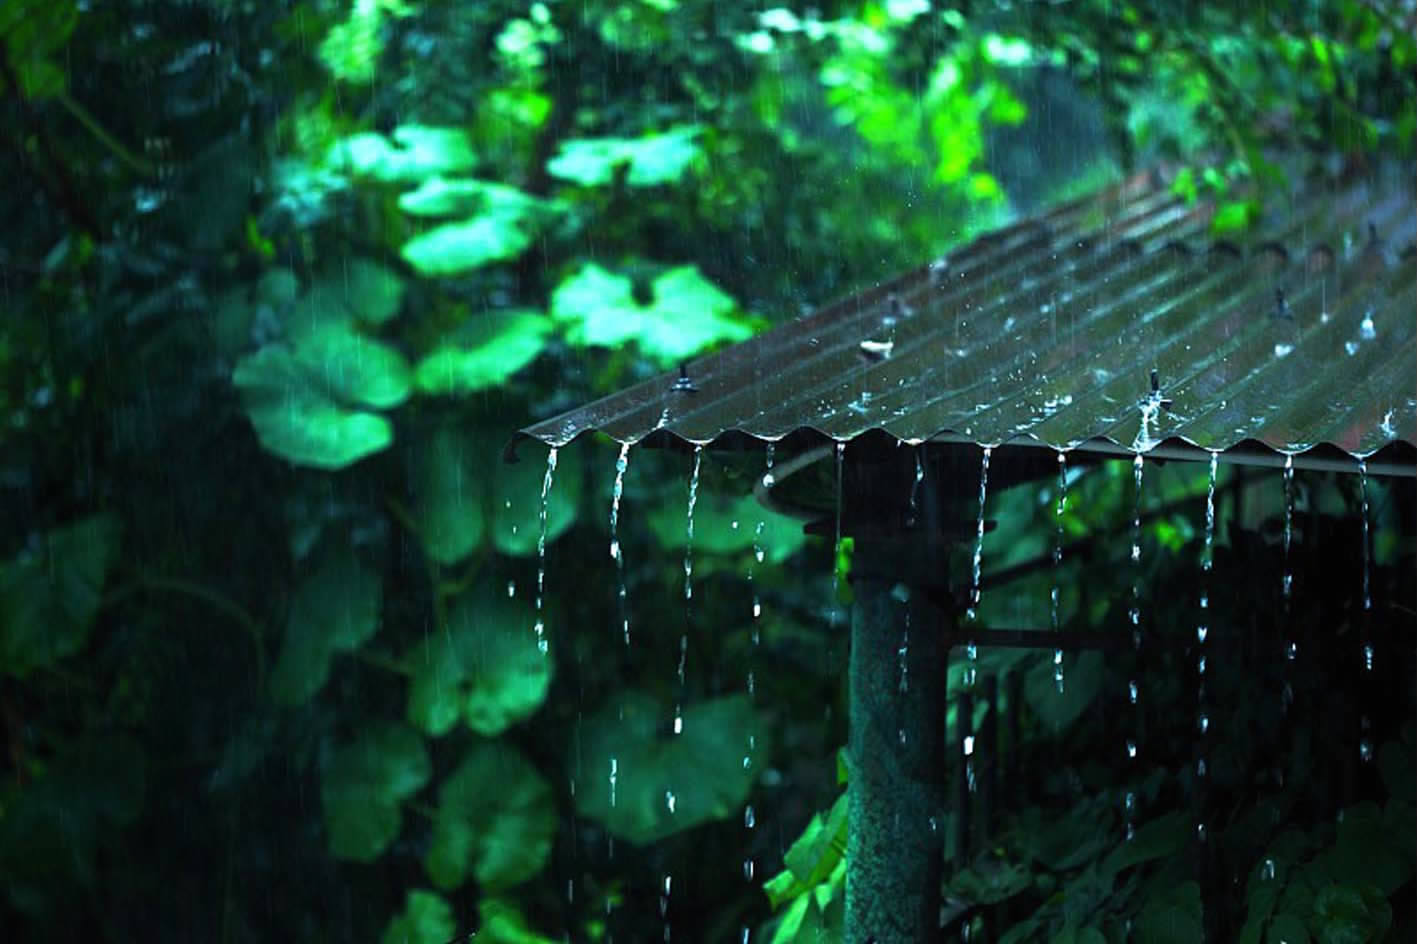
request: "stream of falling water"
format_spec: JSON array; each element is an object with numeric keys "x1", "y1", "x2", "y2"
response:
[
  {"x1": 740, "y1": 445, "x2": 772, "y2": 925},
  {"x1": 675, "y1": 445, "x2": 703, "y2": 740},
  {"x1": 610, "y1": 441, "x2": 632, "y2": 646},
  {"x1": 1196, "y1": 453, "x2": 1218, "y2": 813},
  {"x1": 1051, "y1": 451, "x2": 1067, "y2": 693},
  {"x1": 1125, "y1": 452, "x2": 1144, "y2": 841},
  {"x1": 534, "y1": 446, "x2": 558, "y2": 654},
  {"x1": 1282, "y1": 455, "x2": 1294, "y2": 604},
  {"x1": 965, "y1": 447, "x2": 992, "y2": 691},
  {"x1": 1358, "y1": 460, "x2": 1373, "y2": 763},
  {"x1": 832, "y1": 441, "x2": 845, "y2": 627}
]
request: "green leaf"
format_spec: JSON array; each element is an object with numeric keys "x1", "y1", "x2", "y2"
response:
[
  {"x1": 1024, "y1": 649, "x2": 1103, "y2": 732},
  {"x1": 638, "y1": 266, "x2": 753, "y2": 363},
  {"x1": 411, "y1": 425, "x2": 487, "y2": 566},
  {"x1": 573, "y1": 692, "x2": 765, "y2": 845},
  {"x1": 321, "y1": 723, "x2": 430, "y2": 862},
  {"x1": 949, "y1": 859, "x2": 1032, "y2": 906},
  {"x1": 397, "y1": 177, "x2": 550, "y2": 220},
  {"x1": 489, "y1": 440, "x2": 582, "y2": 557},
  {"x1": 341, "y1": 259, "x2": 406, "y2": 326},
  {"x1": 1211, "y1": 200, "x2": 1258, "y2": 235},
  {"x1": 233, "y1": 323, "x2": 410, "y2": 469},
  {"x1": 330, "y1": 125, "x2": 477, "y2": 183},
  {"x1": 1136, "y1": 880, "x2": 1203, "y2": 944},
  {"x1": 0, "y1": 514, "x2": 121, "y2": 679},
  {"x1": 405, "y1": 586, "x2": 552, "y2": 737},
  {"x1": 271, "y1": 548, "x2": 383, "y2": 705},
  {"x1": 292, "y1": 324, "x2": 412, "y2": 409},
  {"x1": 1102, "y1": 810, "x2": 1190, "y2": 875},
  {"x1": 401, "y1": 216, "x2": 534, "y2": 275},
  {"x1": 1328, "y1": 801, "x2": 1409, "y2": 895},
  {"x1": 551, "y1": 263, "x2": 752, "y2": 366},
  {"x1": 478, "y1": 899, "x2": 559, "y2": 944},
  {"x1": 1312, "y1": 884, "x2": 1390, "y2": 944},
  {"x1": 781, "y1": 793, "x2": 848, "y2": 895},
  {"x1": 425, "y1": 739, "x2": 555, "y2": 890},
  {"x1": 647, "y1": 489, "x2": 806, "y2": 563},
  {"x1": 547, "y1": 126, "x2": 702, "y2": 188},
  {"x1": 0, "y1": 1, "x2": 79, "y2": 101},
  {"x1": 1266, "y1": 913, "x2": 1310, "y2": 944},
  {"x1": 381, "y1": 890, "x2": 456, "y2": 944},
  {"x1": 414, "y1": 310, "x2": 551, "y2": 396}
]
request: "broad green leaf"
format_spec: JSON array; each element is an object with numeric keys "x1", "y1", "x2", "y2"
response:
[
  {"x1": 292, "y1": 324, "x2": 412, "y2": 409},
  {"x1": 646, "y1": 490, "x2": 805, "y2": 563},
  {"x1": 637, "y1": 266, "x2": 753, "y2": 363},
  {"x1": 401, "y1": 216, "x2": 533, "y2": 275},
  {"x1": 1211, "y1": 200, "x2": 1258, "y2": 235},
  {"x1": 318, "y1": 0, "x2": 382, "y2": 83},
  {"x1": 1102, "y1": 810, "x2": 1190, "y2": 875},
  {"x1": 271, "y1": 548, "x2": 382, "y2": 705},
  {"x1": 381, "y1": 890, "x2": 455, "y2": 944},
  {"x1": 0, "y1": 1, "x2": 78, "y2": 100},
  {"x1": 1327, "y1": 801, "x2": 1409, "y2": 895},
  {"x1": 321, "y1": 723, "x2": 430, "y2": 862},
  {"x1": 342, "y1": 259, "x2": 406, "y2": 326},
  {"x1": 0, "y1": 514, "x2": 121, "y2": 679},
  {"x1": 405, "y1": 587, "x2": 552, "y2": 737},
  {"x1": 1136, "y1": 880, "x2": 1203, "y2": 944},
  {"x1": 478, "y1": 899, "x2": 559, "y2": 944},
  {"x1": 547, "y1": 126, "x2": 702, "y2": 187},
  {"x1": 425, "y1": 739, "x2": 555, "y2": 890},
  {"x1": 551, "y1": 263, "x2": 751, "y2": 366},
  {"x1": 398, "y1": 177, "x2": 549, "y2": 220},
  {"x1": 414, "y1": 310, "x2": 551, "y2": 396},
  {"x1": 949, "y1": 859, "x2": 1032, "y2": 906},
  {"x1": 1265, "y1": 913, "x2": 1309, "y2": 944},
  {"x1": 232, "y1": 325, "x2": 409, "y2": 469},
  {"x1": 1312, "y1": 884, "x2": 1390, "y2": 943},
  {"x1": 573, "y1": 692, "x2": 765, "y2": 845},
  {"x1": 0, "y1": 736, "x2": 145, "y2": 913},
  {"x1": 489, "y1": 440, "x2": 582, "y2": 557},
  {"x1": 767, "y1": 792, "x2": 847, "y2": 906},
  {"x1": 550, "y1": 264, "x2": 643, "y2": 348},
  {"x1": 411, "y1": 425, "x2": 486, "y2": 566},
  {"x1": 330, "y1": 125, "x2": 477, "y2": 183},
  {"x1": 1024, "y1": 649, "x2": 1103, "y2": 732}
]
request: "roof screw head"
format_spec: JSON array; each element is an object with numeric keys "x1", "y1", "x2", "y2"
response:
[{"x1": 672, "y1": 362, "x2": 698, "y2": 394}]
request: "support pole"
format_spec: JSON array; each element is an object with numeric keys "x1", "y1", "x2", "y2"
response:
[{"x1": 846, "y1": 576, "x2": 950, "y2": 943}]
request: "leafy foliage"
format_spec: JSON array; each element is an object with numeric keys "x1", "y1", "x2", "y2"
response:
[{"x1": 0, "y1": 0, "x2": 1410, "y2": 941}]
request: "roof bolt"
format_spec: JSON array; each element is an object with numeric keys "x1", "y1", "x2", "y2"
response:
[
  {"x1": 672, "y1": 362, "x2": 698, "y2": 394},
  {"x1": 1150, "y1": 369, "x2": 1174, "y2": 411},
  {"x1": 1273, "y1": 287, "x2": 1292, "y2": 320}
]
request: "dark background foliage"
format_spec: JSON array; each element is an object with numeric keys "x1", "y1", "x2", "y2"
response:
[{"x1": 1, "y1": 1, "x2": 1413, "y2": 941}]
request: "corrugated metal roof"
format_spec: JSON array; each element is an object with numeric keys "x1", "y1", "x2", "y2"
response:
[{"x1": 517, "y1": 166, "x2": 1416, "y2": 476}]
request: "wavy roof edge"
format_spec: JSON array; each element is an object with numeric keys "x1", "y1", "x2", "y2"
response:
[{"x1": 516, "y1": 164, "x2": 1416, "y2": 476}]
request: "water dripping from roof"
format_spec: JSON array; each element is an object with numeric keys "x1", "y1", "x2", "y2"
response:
[
  {"x1": 684, "y1": 445, "x2": 702, "y2": 603},
  {"x1": 1124, "y1": 451, "x2": 1145, "y2": 841},
  {"x1": 1051, "y1": 450, "x2": 1067, "y2": 693},
  {"x1": 964, "y1": 446, "x2": 992, "y2": 690},
  {"x1": 1358, "y1": 459, "x2": 1374, "y2": 764},
  {"x1": 1197, "y1": 456, "x2": 1218, "y2": 809},
  {"x1": 534, "y1": 446, "x2": 558, "y2": 654},
  {"x1": 610, "y1": 441, "x2": 632, "y2": 645},
  {"x1": 1282, "y1": 455, "x2": 1295, "y2": 603},
  {"x1": 832, "y1": 442, "x2": 845, "y2": 627}
]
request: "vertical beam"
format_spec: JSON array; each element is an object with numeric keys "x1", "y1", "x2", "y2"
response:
[{"x1": 845, "y1": 577, "x2": 949, "y2": 944}]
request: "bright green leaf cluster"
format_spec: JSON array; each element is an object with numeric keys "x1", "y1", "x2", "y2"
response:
[
  {"x1": 547, "y1": 126, "x2": 703, "y2": 187},
  {"x1": 551, "y1": 263, "x2": 752, "y2": 366}
]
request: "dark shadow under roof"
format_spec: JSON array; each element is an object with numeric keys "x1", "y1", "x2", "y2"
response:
[{"x1": 517, "y1": 166, "x2": 1416, "y2": 477}]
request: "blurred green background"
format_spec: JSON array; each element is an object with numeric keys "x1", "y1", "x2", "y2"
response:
[{"x1": 1, "y1": 1, "x2": 1413, "y2": 941}]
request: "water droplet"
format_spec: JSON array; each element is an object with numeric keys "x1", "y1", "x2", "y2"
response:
[
  {"x1": 1360, "y1": 740, "x2": 1373, "y2": 762},
  {"x1": 742, "y1": 859, "x2": 754, "y2": 880},
  {"x1": 1198, "y1": 714, "x2": 1209, "y2": 734},
  {"x1": 1360, "y1": 313, "x2": 1376, "y2": 340},
  {"x1": 1273, "y1": 342, "x2": 1294, "y2": 358},
  {"x1": 962, "y1": 735, "x2": 975, "y2": 756},
  {"x1": 506, "y1": 580, "x2": 516, "y2": 598},
  {"x1": 1128, "y1": 680, "x2": 1138, "y2": 704},
  {"x1": 1287, "y1": 641, "x2": 1298, "y2": 661},
  {"x1": 1262, "y1": 858, "x2": 1276, "y2": 881},
  {"x1": 1197, "y1": 625, "x2": 1208, "y2": 644},
  {"x1": 1126, "y1": 740, "x2": 1137, "y2": 759},
  {"x1": 744, "y1": 805, "x2": 755, "y2": 828},
  {"x1": 1363, "y1": 643, "x2": 1374, "y2": 672},
  {"x1": 665, "y1": 791, "x2": 676, "y2": 813},
  {"x1": 1345, "y1": 340, "x2": 1360, "y2": 356}
]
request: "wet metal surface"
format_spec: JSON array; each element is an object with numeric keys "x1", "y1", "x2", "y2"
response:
[{"x1": 517, "y1": 166, "x2": 1417, "y2": 475}]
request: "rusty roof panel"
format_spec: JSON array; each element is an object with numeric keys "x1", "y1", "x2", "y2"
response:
[{"x1": 518, "y1": 167, "x2": 1416, "y2": 472}]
